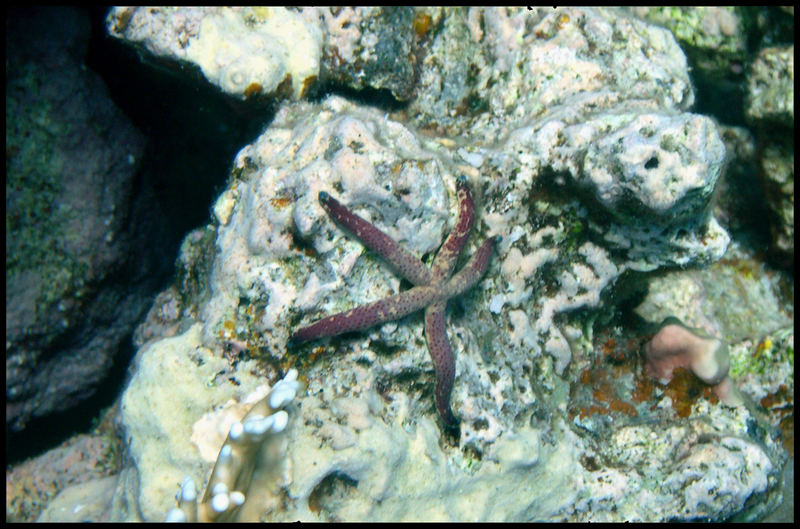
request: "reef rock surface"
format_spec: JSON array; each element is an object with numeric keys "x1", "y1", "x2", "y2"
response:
[{"x1": 104, "y1": 7, "x2": 789, "y2": 522}]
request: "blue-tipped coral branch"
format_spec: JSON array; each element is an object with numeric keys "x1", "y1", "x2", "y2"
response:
[{"x1": 291, "y1": 177, "x2": 498, "y2": 427}]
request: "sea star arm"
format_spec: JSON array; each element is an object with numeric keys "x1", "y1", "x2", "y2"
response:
[
  {"x1": 290, "y1": 236, "x2": 497, "y2": 346},
  {"x1": 291, "y1": 183, "x2": 498, "y2": 428},
  {"x1": 421, "y1": 176, "x2": 475, "y2": 427},
  {"x1": 424, "y1": 235, "x2": 497, "y2": 426},
  {"x1": 289, "y1": 285, "x2": 441, "y2": 345},
  {"x1": 318, "y1": 191, "x2": 432, "y2": 286},
  {"x1": 443, "y1": 236, "x2": 499, "y2": 298},
  {"x1": 430, "y1": 175, "x2": 475, "y2": 281},
  {"x1": 424, "y1": 301, "x2": 458, "y2": 426}
]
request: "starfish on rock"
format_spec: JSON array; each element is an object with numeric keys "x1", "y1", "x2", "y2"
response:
[{"x1": 290, "y1": 177, "x2": 498, "y2": 426}]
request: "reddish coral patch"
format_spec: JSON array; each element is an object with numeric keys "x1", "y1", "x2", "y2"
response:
[
  {"x1": 571, "y1": 364, "x2": 639, "y2": 420},
  {"x1": 244, "y1": 82, "x2": 263, "y2": 98},
  {"x1": 413, "y1": 12, "x2": 432, "y2": 38},
  {"x1": 270, "y1": 196, "x2": 292, "y2": 210},
  {"x1": 760, "y1": 384, "x2": 794, "y2": 456},
  {"x1": 659, "y1": 368, "x2": 718, "y2": 418}
]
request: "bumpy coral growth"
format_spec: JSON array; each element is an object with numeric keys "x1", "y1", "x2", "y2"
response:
[
  {"x1": 643, "y1": 317, "x2": 742, "y2": 406},
  {"x1": 165, "y1": 369, "x2": 302, "y2": 522}
]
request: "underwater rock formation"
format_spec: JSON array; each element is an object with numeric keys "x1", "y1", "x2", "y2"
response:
[
  {"x1": 102, "y1": 7, "x2": 788, "y2": 522},
  {"x1": 6, "y1": 7, "x2": 157, "y2": 433}
]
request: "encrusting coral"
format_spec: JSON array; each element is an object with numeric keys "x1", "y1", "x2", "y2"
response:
[
  {"x1": 290, "y1": 176, "x2": 497, "y2": 427},
  {"x1": 95, "y1": 7, "x2": 790, "y2": 521},
  {"x1": 643, "y1": 317, "x2": 743, "y2": 406},
  {"x1": 165, "y1": 369, "x2": 302, "y2": 522}
]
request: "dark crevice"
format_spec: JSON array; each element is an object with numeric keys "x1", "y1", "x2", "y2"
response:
[{"x1": 7, "y1": 6, "x2": 280, "y2": 465}]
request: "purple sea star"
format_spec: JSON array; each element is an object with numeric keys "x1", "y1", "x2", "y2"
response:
[{"x1": 290, "y1": 176, "x2": 498, "y2": 426}]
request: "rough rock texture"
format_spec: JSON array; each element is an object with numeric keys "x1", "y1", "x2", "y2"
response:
[
  {"x1": 569, "y1": 113, "x2": 724, "y2": 227},
  {"x1": 5, "y1": 7, "x2": 158, "y2": 432},
  {"x1": 632, "y1": 241, "x2": 793, "y2": 521},
  {"x1": 317, "y1": 7, "x2": 434, "y2": 101},
  {"x1": 91, "y1": 7, "x2": 789, "y2": 522},
  {"x1": 105, "y1": 7, "x2": 434, "y2": 102},
  {"x1": 634, "y1": 242, "x2": 793, "y2": 402},
  {"x1": 106, "y1": 7, "x2": 323, "y2": 100},
  {"x1": 408, "y1": 7, "x2": 695, "y2": 141},
  {"x1": 746, "y1": 45, "x2": 794, "y2": 126},
  {"x1": 632, "y1": 7, "x2": 747, "y2": 78},
  {"x1": 6, "y1": 433, "x2": 116, "y2": 522},
  {"x1": 746, "y1": 45, "x2": 794, "y2": 264}
]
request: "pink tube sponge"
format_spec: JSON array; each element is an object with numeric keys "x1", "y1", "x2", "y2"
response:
[{"x1": 644, "y1": 316, "x2": 730, "y2": 386}]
